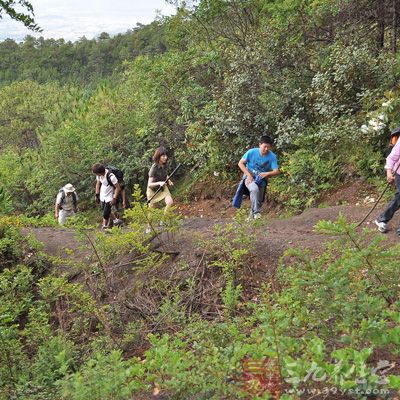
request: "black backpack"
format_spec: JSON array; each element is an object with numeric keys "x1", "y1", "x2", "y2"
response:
[
  {"x1": 58, "y1": 189, "x2": 77, "y2": 210},
  {"x1": 106, "y1": 166, "x2": 125, "y2": 189}
]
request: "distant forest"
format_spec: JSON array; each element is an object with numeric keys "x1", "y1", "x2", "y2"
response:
[{"x1": 0, "y1": 21, "x2": 167, "y2": 85}]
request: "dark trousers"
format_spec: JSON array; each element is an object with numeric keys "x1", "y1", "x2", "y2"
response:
[
  {"x1": 101, "y1": 201, "x2": 112, "y2": 220},
  {"x1": 377, "y1": 173, "x2": 400, "y2": 230}
]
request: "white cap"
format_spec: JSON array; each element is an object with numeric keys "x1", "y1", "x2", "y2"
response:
[{"x1": 63, "y1": 183, "x2": 76, "y2": 193}]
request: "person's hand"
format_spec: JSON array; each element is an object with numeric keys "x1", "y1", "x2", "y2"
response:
[
  {"x1": 95, "y1": 193, "x2": 100, "y2": 204},
  {"x1": 259, "y1": 172, "x2": 269, "y2": 179},
  {"x1": 159, "y1": 181, "x2": 166, "y2": 187},
  {"x1": 111, "y1": 197, "x2": 117, "y2": 205},
  {"x1": 122, "y1": 201, "x2": 126, "y2": 209},
  {"x1": 55, "y1": 213, "x2": 58, "y2": 219},
  {"x1": 245, "y1": 175, "x2": 254, "y2": 185},
  {"x1": 387, "y1": 170, "x2": 395, "y2": 184},
  {"x1": 168, "y1": 180, "x2": 174, "y2": 186}
]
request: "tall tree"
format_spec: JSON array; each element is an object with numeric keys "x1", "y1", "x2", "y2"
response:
[{"x1": 0, "y1": 0, "x2": 41, "y2": 31}]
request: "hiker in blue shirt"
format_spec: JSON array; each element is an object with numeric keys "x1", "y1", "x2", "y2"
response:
[{"x1": 236, "y1": 135, "x2": 280, "y2": 219}]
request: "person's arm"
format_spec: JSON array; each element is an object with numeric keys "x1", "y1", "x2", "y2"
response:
[
  {"x1": 95, "y1": 180, "x2": 101, "y2": 203},
  {"x1": 386, "y1": 169, "x2": 395, "y2": 183},
  {"x1": 238, "y1": 158, "x2": 254, "y2": 183},
  {"x1": 121, "y1": 189, "x2": 126, "y2": 208},
  {"x1": 259, "y1": 154, "x2": 280, "y2": 180},
  {"x1": 385, "y1": 141, "x2": 400, "y2": 183},
  {"x1": 260, "y1": 169, "x2": 280, "y2": 179},
  {"x1": 54, "y1": 200, "x2": 60, "y2": 219},
  {"x1": 74, "y1": 193, "x2": 78, "y2": 212},
  {"x1": 147, "y1": 176, "x2": 166, "y2": 188},
  {"x1": 167, "y1": 172, "x2": 174, "y2": 186},
  {"x1": 111, "y1": 182, "x2": 121, "y2": 205}
]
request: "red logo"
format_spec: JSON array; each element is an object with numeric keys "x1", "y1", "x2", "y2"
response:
[{"x1": 241, "y1": 357, "x2": 281, "y2": 399}]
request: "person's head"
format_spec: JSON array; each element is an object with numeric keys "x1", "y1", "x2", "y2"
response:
[
  {"x1": 92, "y1": 163, "x2": 106, "y2": 176},
  {"x1": 152, "y1": 146, "x2": 168, "y2": 165},
  {"x1": 259, "y1": 135, "x2": 273, "y2": 156},
  {"x1": 63, "y1": 183, "x2": 76, "y2": 196}
]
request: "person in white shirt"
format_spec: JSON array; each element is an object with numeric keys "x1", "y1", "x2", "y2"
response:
[
  {"x1": 92, "y1": 163, "x2": 122, "y2": 229},
  {"x1": 54, "y1": 183, "x2": 78, "y2": 225}
]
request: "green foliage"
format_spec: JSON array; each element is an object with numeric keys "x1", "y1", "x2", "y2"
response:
[
  {"x1": 16, "y1": 336, "x2": 76, "y2": 400},
  {"x1": 0, "y1": 22, "x2": 167, "y2": 86},
  {"x1": 0, "y1": 0, "x2": 41, "y2": 32},
  {"x1": 0, "y1": 222, "x2": 25, "y2": 266},
  {"x1": 60, "y1": 351, "x2": 145, "y2": 400},
  {"x1": 18, "y1": 214, "x2": 59, "y2": 227},
  {"x1": 277, "y1": 214, "x2": 400, "y2": 341},
  {"x1": 200, "y1": 213, "x2": 255, "y2": 317},
  {"x1": 142, "y1": 327, "x2": 250, "y2": 398},
  {"x1": 0, "y1": 80, "x2": 77, "y2": 150},
  {"x1": 1, "y1": 204, "x2": 400, "y2": 398},
  {"x1": 0, "y1": 187, "x2": 13, "y2": 215},
  {"x1": 2, "y1": 3, "x2": 400, "y2": 397},
  {"x1": 310, "y1": 44, "x2": 390, "y2": 121},
  {"x1": 353, "y1": 146, "x2": 384, "y2": 179},
  {"x1": 136, "y1": 216, "x2": 400, "y2": 398},
  {"x1": 280, "y1": 147, "x2": 339, "y2": 208}
]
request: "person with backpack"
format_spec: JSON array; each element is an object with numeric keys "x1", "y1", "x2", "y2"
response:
[
  {"x1": 147, "y1": 146, "x2": 174, "y2": 212},
  {"x1": 54, "y1": 183, "x2": 78, "y2": 225},
  {"x1": 106, "y1": 165, "x2": 127, "y2": 215},
  {"x1": 235, "y1": 135, "x2": 280, "y2": 219},
  {"x1": 375, "y1": 127, "x2": 400, "y2": 234},
  {"x1": 92, "y1": 163, "x2": 123, "y2": 229}
]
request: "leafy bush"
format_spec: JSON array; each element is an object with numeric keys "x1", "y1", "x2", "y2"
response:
[
  {"x1": 281, "y1": 148, "x2": 340, "y2": 207},
  {"x1": 60, "y1": 351, "x2": 145, "y2": 400}
]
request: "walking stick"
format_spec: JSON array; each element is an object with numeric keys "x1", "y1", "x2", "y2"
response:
[
  {"x1": 146, "y1": 163, "x2": 181, "y2": 205},
  {"x1": 356, "y1": 162, "x2": 400, "y2": 228}
]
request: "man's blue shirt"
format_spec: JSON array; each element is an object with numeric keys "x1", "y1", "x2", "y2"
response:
[{"x1": 242, "y1": 148, "x2": 279, "y2": 186}]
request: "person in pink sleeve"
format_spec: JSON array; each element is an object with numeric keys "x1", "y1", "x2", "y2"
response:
[{"x1": 375, "y1": 127, "x2": 400, "y2": 234}]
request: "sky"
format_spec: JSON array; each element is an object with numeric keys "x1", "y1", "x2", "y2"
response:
[{"x1": 0, "y1": 0, "x2": 177, "y2": 42}]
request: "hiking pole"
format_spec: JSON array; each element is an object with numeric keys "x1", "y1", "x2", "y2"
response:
[
  {"x1": 355, "y1": 182, "x2": 391, "y2": 228},
  {"x1": 146, "y1": 163, "x2": 181, "y2": 205},
  {"x1": 356, "y1": 162, "x2": 400, "y2": 229}
]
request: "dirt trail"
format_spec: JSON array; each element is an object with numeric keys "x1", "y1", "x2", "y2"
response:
[{"x1": 26, "y1": 201, "x2": 400, "y2": 268}]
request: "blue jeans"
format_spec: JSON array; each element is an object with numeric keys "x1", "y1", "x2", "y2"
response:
[{"x1": 377, "y1": 173, "x2": 400, "y2": 232}]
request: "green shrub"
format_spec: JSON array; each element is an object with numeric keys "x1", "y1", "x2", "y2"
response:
[
  {"x1": 60, "y1": 351, "x2": 145, "y2": 400},
  {"x1": 282, "y1": 148, "x2": 339, "y2": 206}
]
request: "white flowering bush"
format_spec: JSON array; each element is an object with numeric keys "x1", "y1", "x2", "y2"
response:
[{"x1": 360, "y1": 93, "x2": 400, "y2": 143}]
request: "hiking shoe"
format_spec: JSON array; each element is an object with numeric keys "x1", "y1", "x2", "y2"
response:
[
  {"x1": 246, "y1": 213, "x2": 261, "y2": 221},
  {"x1": 374, "y1": 220, "x2": 387, "y2": 233},
  {"x1": 113, "y1": 219, "x2": 123, "y2": 226},
  {"x1": 145, "y1": 227, "x2": 151, "y2": 234}
]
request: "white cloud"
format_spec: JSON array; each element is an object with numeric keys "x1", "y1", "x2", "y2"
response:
[{"x1": 0, "y1": 0, "x2": 176, "y2": 41}]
